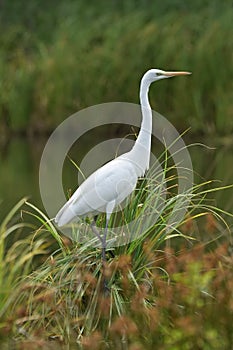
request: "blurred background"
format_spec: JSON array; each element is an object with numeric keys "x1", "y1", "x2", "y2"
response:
[{"x1": 0, "y1": 0, "x2": 232, "y2": 222}]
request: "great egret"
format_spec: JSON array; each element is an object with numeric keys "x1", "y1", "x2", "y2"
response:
[{"x1": 55, "y1": 69, "x2": 191, "y2": 260}]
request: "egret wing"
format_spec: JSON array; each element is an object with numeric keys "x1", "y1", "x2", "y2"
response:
[{"x1": 55, "y1": 157, "x2": 138, "y2": 226}]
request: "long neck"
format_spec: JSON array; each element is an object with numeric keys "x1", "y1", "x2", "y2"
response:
[{"x1": 129, "y1": 77, "x2": 152, "y2": 175}]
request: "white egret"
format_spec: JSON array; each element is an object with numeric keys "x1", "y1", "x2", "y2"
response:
[{"x1": 55, "y1": 69, "x2": 191, "y2": 260}]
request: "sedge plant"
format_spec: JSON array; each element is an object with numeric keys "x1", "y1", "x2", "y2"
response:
[{"x1": 0, "y1": 145, "x2": 232, "y2": 349}]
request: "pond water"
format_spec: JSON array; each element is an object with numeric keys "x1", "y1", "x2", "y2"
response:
[{"x1": 0, "y1": 134, "x2": 232, "y2": 226}]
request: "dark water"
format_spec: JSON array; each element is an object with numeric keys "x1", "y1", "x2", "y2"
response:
[{"x1": 0, "y1": 134, "x2": 232, "y2": 223}]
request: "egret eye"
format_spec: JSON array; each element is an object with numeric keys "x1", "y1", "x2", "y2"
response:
[{"x1": 156, "y1": 72, "x2": 163, "y2": 76}]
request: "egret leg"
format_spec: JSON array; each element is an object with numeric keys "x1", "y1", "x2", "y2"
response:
[
  {"x1": 101, "y1": 214, "x2": 111, "y2": 293},
  {"x1": 91, "y1": 203, "x2": 115, "y2": 294},
  {"x1": 91, "y1": 218, "x2": 108, "y2": 293},
  {"x1": 102, "y1": 215, "x2": 109, "y2": 262},
  {"x1": 90, "y1": 219, "x2": 107, "y2": 263},
  {"x1": 90, "y1": 221, "x2": 107, "y2": 293},
  {"x1": 91, "y1": 220, "x2": 102, "y2": 244}
]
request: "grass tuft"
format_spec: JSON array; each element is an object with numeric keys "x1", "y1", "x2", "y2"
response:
[{"x1": 0, "y1": 156, "x2": 232, "y2": 348}]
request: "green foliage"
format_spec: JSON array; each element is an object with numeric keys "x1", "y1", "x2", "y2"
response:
[
  {"x1": 0, "y1": 168, "x2": 232, "y2": 348},
  {"x1": 0, "y1": 1, "x2": 232, "y2": 134},
  {"x1": 0, "y1": 198, "x2": 51, "y2": 314},
  {"x1": 1, "y1": 220, "x2": 233, "y2": 349}
]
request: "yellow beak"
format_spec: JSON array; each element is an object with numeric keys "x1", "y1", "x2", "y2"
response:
[{"x1": 163, "y1": 71, "x2": 192, "y2": 77}]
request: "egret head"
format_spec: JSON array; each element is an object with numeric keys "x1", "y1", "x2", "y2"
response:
[{"x1": 143, "y1": 68, "x2": 191, "y2": 84}]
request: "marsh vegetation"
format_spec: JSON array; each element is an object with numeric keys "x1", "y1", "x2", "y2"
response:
[{"x1": 0, "y1": 1, "x2": 232, "y2": 348}]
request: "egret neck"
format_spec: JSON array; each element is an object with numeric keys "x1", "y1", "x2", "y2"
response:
[{"x1": 128, "y1": 74, "x2": 152, "y2": 176}]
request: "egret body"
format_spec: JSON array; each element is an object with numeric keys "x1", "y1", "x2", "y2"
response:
[{"x1": 55, "y1": 69, "x2": 191, "y2": 259}]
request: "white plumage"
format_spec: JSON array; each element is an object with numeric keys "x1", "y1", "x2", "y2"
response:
[
  {"x1": 55, "y1": 69, "x2": 191, "y2": 229},
  {"x1": 55, "y1": 156, "x2": 140, "y2": 226}
]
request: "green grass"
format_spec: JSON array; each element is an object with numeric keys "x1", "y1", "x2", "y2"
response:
[
  {"x1": 0, "y1": 1, "x2": 232, "y2": 135},
  {"x1": 0, "y1": 2, "x2": 232, "y2": 347},
  {"x1": 0, "y1": 160, "x2": 232, "y2": 349},
  {"x1": 0, "y1": 198, "x2": 50, "y2": 314}
]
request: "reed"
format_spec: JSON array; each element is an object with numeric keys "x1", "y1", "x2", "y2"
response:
[
  {"x1": 0, "y1": 165, "x2": 232, "y2": 348},
  {"x1": 0, "y1": 1, "x2": 232, "y2": 135}
]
